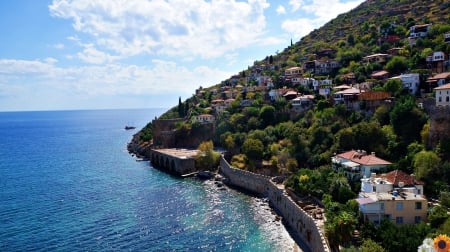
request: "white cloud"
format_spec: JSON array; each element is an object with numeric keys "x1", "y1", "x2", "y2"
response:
[
  {"x1": 0, "y1": 58, "x2": 232, "y2": 99},
  {"x1": 301, "y1": 0, "x2": 363, "y2": 23},
  {"x1": 53, "y1": 43, "x2": 65, "y2": 49},
  {"x1": 281, "y1": 18, "x2": 318, "y2": 39},
  {"x1": 281, "y1": 0, "x2": 364, "y2": 39},
  {"x1": 49, "y1": 0, "x2": 272, "y2": 60},
  {"x1": 77, "y1": 44, "x2": 119, "y2": 64},
  {"x1": 289, "y1": 0, "x2": 303, "y2": 12},
  {"x1": 276, "y1": 5, "x2": 286, "y2": 14}
]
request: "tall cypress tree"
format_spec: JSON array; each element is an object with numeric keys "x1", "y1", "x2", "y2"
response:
[{"x1": 178, "y1": 97, "x2": 184, "y2": 117}]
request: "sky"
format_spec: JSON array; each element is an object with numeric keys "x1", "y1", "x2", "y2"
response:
[{"x1": 0, "y1": 0, "x2": 364, "y2": 111}]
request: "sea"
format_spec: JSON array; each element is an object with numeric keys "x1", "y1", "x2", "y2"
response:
[{"x1": 0, "y1": 109, "x2": 299, "y2": 251}]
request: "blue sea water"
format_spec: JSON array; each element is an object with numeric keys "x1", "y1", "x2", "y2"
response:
[{"x1": 0, "y1": 109, "x2": 297, "y2": 251}]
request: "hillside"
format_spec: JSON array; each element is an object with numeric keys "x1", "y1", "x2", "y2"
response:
[{"x1": 136, "y1": 0, "x2": 450, "y2": 250}]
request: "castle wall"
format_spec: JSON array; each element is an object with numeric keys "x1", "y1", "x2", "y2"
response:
[
  {"x1": 220, "y1": 156, "x2": 330, "y2": 252},
  {"x1": 150, "y1": 148, "x2": 197, "y2": 176}
]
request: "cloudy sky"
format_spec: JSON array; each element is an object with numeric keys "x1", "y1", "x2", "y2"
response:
[{"x1": 0, "y1": 0, "x2": 363, "y2": 111}]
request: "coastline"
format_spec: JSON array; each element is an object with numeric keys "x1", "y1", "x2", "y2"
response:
[{"x1": 127, "y1": 135, "x2": 312, "y2": 251}]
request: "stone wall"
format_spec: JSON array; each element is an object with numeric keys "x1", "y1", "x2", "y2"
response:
[
  {"x1": 152, "y1": 118, "x2": 215, "y2": 148},
  {"x1": 220, "y1": 156, "x2": 330, "y2": 252},
  {"x1": 149, "y1": 149, "x2": 197, "y2": 176},
  {"x1": 152, "y1": 118, "x2": 185, "y2": 147},
  {"x1": 428, "y1": 105, "x2": 450, "y2": 147}
]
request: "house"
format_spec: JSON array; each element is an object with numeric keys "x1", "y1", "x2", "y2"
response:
[
  {"x1": 283, "y1": 90, "x2": 298, "y2": 100},
  {"x1": 291, "y1": 77, "x2": 303, "y2": 86},
  {"x1": 291, "y1": 95, "x2": 314, "y2": 112},
  {"x1": 408, "y1": 24, "x2": 432, "y2": 46},
  {"x1": 387, "y1": 47, "x2": 404, "y2": 56},
  {"x1": 360, "y1": 170, "x2": 424, "y2": 195},
  {"x1": 427, "y1": 72, "x2": 450, "y2": 90},
  {"x1": 370, "y1": 70, "x2": 390, "y2": 80},
  {"x1": 409, "y1": 24, "x2": 431, "y2": 38},
  {"x1": 193, "y1": 114, "x2": 215, "y2": 124},
  {"x1": 362, "y1": 53, "x2": 390, "y2": 65},
  {"x1": 269, "y1": 87, "x2": 294, "y2": 101},
  {"x1": 426, "y1": 51, "x2": 447, "y2": 73},
  {"x1": 284, "y1": 67, "x2": 302, "y2": 78},
  {"x1": 390, "y1": 73, "x2": 420, "y2": 95},
  {"x1": 356, "y1": 191, "x2": 427, "y2": 225},
  {"x1": 445, "y1": 33, "x2": 450, "y2": 44},
  {"x1": 332, "y1": 150, "x2": 392, "y2": 181},
  {"x1": 333, "y1": 87, "x2": 363, "y2": 110},
  {"x1": 434, "y1": 83, "x2": 450, "y2": 107},
  {"x1": 358, "y1": 91, "x2": 392, "y2": 111},
  {"x1": 211, "y1": 99, "x2": 224, "y2": 112},
  {"x1": 318, "y1": 79, "x2": 334, "y2": 98},
  {"x1": 299, "y1": 77, "x2": 319, "y2": 90},
  {"x1": 302, "y1": 60, "x2": 339, "y2": 75},
  {"x1": 224, "y1": 98, "x2": 235, "y2": 107},
  {"x1": 315, "y1": 60, "x2": 340, "y2": 75}
]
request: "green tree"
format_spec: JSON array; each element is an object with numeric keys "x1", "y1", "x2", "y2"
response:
[
  {"x1": 242, "y1": 138, "x2": 264, "y2": 161},
  {"x1": 390, "y1": 96, "x2": 427, "y2": 150},
  {"x1": 329, "y1": 176, "x2": 355, "y2": 203},
  {"x1": 428, "y1": 205, "x2": 449, "y2": 228},
  {"x1": 326, "y1": 211, "x2": 357, "y2": 249},
  {"x1": 413, "y1": 150, "x2": 440, "y2": 180},
  {"x1": 360, "y1": 239, "x2": 385, "y2": 252},
  {"x1": 195, "y1": 141, "x2": 220, "y2": 170},
  {"x1": 385, "y1": 56, "x2": 409, "y2": 75},
  {"x1": 178, "y1": 97, "x2": 185, "y2": 117},
  {"x1": 259, "y1": 105, "x2": 276, "y2": 127},
  {"x1": 383, "y1": 79, "x2": 403, "y2": 97}
]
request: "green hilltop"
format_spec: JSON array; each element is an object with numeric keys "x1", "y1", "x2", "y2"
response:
[{"x1": 137, "y1": 0, "x2": 450, "y2": 250}]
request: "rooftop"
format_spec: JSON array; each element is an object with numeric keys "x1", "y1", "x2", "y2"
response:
[
  {"x1": 358, "y1": 191, "x2": 426, "y2": 204},
  {"x1": 434, "y1": 83, "x2": 450, "y2": 90},
  {"x1": 336, "y1": 150, "x2": 391, "y2": 166}
]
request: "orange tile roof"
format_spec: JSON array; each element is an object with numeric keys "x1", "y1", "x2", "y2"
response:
[
  {"x1": 434, "y1": 83, "x2": 450, "y2": 90},
  {"x1": 337, "y1": 150, "x2": 391, "y2": 166},
  {"x1": 381, "y1": 169, "x2": 424, "y2": 186},
  {"x1": 429, "y1": 72, "x2": 450, "y2": 80}
]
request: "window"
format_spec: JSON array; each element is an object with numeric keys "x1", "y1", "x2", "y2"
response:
[
  {"x1": 415, "y1": 216, "x2": 421, "y2": 223},
  {"x1": 415, "y1": 202, "x2": 422, "y2": 210},
  {"x1": 396, "y1": 216, "x2": 403, "y2": 224},
  {"x1": 380, "y1": 202, "x2": 384, "y2": 210},
  {"x1": 446, "y1": 96, "x2": 449, "y2": 102},
  {"x1": 396, "y1": 202, "x2": 403, "y2": 211}
]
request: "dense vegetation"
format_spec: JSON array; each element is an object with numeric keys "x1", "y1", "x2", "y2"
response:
[{"x1": 154, "y1": 0, "x2": 450, "y2": 250}]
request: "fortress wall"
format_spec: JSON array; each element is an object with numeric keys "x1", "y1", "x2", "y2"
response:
[{"x1": 220, "y1": 156, "x2": 330, "y2": 252}]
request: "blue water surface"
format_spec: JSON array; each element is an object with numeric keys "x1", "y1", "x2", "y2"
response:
[{"x1": 0, "y1": 109, "x2": 296, "y2": 251}]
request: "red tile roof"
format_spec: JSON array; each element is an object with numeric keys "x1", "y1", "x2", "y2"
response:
[
  {"x1": 337, "y1": 150, "x2": 391, "y2": 166},
  {"x1": 371, "y1": 70, "x2": 389, "y2": 78},
  {"x1": 428, "y1": 72, "x2": 450, "y2": 80},
  {"x1": 380, "y1": 169, "x2": 424, "y2": 186},
  {"x1": 434, "y1": 83, "x2": 450, "y2": 90}
]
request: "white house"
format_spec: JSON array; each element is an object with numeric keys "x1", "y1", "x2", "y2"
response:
[
  {"x1": 194, "y1": 114, "x2": 215, "y2": 124},
  {"x1": 434, "y1": 83, "x2": 450, "y2": 107},
  {"x1": 299, "y1": 77, "x2": 319, "y2": 90},
  {"x1": 318, "y1": 79, "x2": 333, "y2": 98},
  {"x1": 357, "y1": 191, "x2": 427, "y2": 225},
  {"x1": 390, "y1": 73, "x2": 420, "y2": 95},
  {"x1": 360, "y1": 169, "x2": 424, "y2": 195},
  {"x1": 332, "y1": 150, "x2": 392, "y2": 181},
  {"x1": 409, "y1": 24, "x2": 431, "y2": 38},
  {"x1": 291, "y1": 95, "x2": 314, "y2": 112}
]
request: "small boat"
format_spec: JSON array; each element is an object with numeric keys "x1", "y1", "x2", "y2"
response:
[{"x1": 124, "y1": 126, "x2": 136, "y2": 130}]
